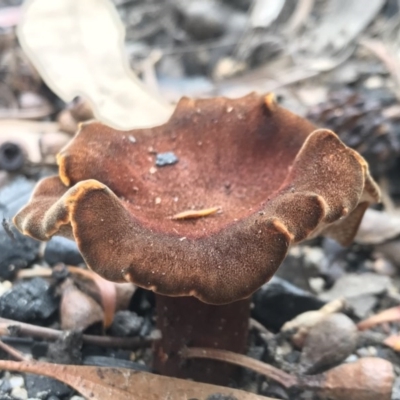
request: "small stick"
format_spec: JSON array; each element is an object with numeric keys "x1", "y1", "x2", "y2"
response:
[
  {"x1": 249, "y1": 318, "x2": 274, "y2": 339},
  {"x1": 0, "y1": 318, "x2": 153, "y2": 350},
  {"x1": 181, "y1": 347, "x2": 298, "y2": 389},
  {"x1": 0, "y1": 339, "x2": 29, "y2": 361}
]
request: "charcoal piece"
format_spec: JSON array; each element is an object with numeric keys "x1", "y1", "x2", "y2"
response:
[
  {"x1": 0, "y1": 177, "x2": 40, "y2": 279},
  {"x1": 25, "y1": 374, "x2": 72, "y2": 399},
  {"x1": 46, "y1": 331, "x2": 82, "y2": 365},
  {"x1": 175, "y1": 1, "x2": 226, "y2": 40},
  {"x1": 83, "y1": 356, "x2": 149, "y2": 371},
  {"x1": 0, "y1": 142, "x2": 25, "y2": 172},
  {"x1": 109, "y1": 310, "x2": 144, "y2": 337},
  {"x1": 44, "y1": 236, "x2": 84, "y2": 266},
  {"x1": 252, "y1": 277, "x2": 325, "y2": 332},
  {"x1": 206, "y1": 395, "x2": 238, "y2": 400},
  {"x1": 0, "y1": 278, "x2": 58, "y2": 322}
]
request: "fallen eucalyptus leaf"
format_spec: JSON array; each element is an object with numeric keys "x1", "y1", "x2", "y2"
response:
[
  {"x1": 18, "y1": 0, "x2": 172, "y2": 130},
  {"x1": 0, "y1": 360, "x2": 273, "y2": 400}
]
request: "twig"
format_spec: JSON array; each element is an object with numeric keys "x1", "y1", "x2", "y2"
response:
[
  {"x1": 181, "y1": 347, "x2": 298, "y2": 389},
  {"x1": 0, "y1": 318, "x2": 153, "y2": 350},
  {"x1": 249, "y1": 318, "x2": 274, "y2": 339},
  {"x1": 0, "y1": 339, "x2": 29, "y2": 361}
]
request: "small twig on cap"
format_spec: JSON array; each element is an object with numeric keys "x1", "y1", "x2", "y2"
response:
[{"x1": 171, "y1": 207, "x2": 220, "y2": 220}]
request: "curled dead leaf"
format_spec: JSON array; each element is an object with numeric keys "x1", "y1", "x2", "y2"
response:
[
  {"x1": 0, "y1": 359, "x2": 273, "y2": 400},
  {"x1": 60, "y1": 279, "x2": 103, "y2": 331},
  {"x1": 18, "y1": 0, "x2": 172, "y2": 129},
  {"x1": 67, "y1": 266, "x2": 117, "y2": 329}
]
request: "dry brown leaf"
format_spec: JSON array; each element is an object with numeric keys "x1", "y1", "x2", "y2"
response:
[
  {"x1": 0, "y1": 359, "x2": 273, "y2": 400},
  {"x1": 60, "y1": 279, "x2": 104, "y2": 331},
  {"x1": 68, "y1": 266, "x2": 117, "y2": 329},
  {"x1": 18, "y1": 0, "x2": 172, "y2": 130},
  {"x1": 384, "y1": 335, "x2": 400, "y2": 351},
  {"x1": 185, "y1": 348, "x2": 393, "y2": 400},
  {"x1": 357, "y1": 306, "x2": 400, "y2": 331}
]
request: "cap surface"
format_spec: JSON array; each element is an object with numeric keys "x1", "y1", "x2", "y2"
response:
[{"x1": 14, "y1": 93, "x2": 380, "y2": 304}]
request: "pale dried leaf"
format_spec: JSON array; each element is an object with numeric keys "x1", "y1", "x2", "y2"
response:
[
  {"x1": 0, "y1": 360, "x2": 273, "y2": 400},
  {"x1": 355, "y1": 209, "x2": 400, "y2": 245},
  {"x1": 300, "y1": 0, "x2": 385, "y2": 55},
  {"x1": 284, "y1": 0, "x2": 315, "y2": 35},
  {"x1": 0, "y1": 6, "x2": 21, "y2": 28},
  {"x1": 250, "y1": 0, "x2": 286, "y2": 28},
  {"x1": 18, "y1": 0, "x2": 172, "y2": 130}
]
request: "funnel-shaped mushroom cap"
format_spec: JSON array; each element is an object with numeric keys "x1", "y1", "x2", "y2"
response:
[{"x1": 14, "y1": 94, "x2": 379, "y2": 304}]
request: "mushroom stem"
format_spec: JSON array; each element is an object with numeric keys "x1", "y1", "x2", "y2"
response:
[{"x1": 154, "y1": 294, "x2": 251, "y2": 385}]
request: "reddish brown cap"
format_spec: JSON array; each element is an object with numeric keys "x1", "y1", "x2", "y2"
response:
[{"x1": 14, "y1": 93, "x2": 380, "y2": 304}]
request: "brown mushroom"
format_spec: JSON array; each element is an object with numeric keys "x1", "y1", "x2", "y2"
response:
[{"x1": 13, "y1": 93, "x2": 379, "y2": 384}]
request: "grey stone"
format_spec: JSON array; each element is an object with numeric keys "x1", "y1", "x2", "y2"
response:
[{"x1": 319, "y1": 273, "x2": 391, "y2": 302}]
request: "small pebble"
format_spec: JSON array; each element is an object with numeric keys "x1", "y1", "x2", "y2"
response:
[
  {"x1": 25, "y1": 374, "x2": 72, "y2": 399},
  {"x1": 10, "y1": 387, "x2": 27, "y2": 400},
  {"x1": 9, "y1": 376, "x2": 24, "y2": 389},
  {"x1": 70, "y1": 396, "x2": 85, "y2": 400},
  {"x1": 155, "y1": 152, "x2": 178, "y2": 167}
]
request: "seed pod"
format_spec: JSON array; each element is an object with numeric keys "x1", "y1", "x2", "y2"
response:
[
  {"x1": 303, "y1": 357, "x2": 394, "y2": 400},
  {"x1": 300, "y1": 313, "x2": 358, "y2": 374}
]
